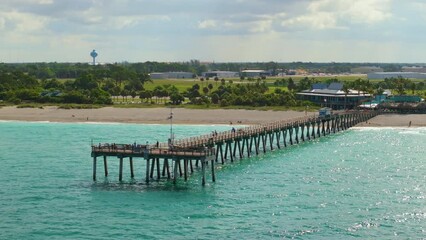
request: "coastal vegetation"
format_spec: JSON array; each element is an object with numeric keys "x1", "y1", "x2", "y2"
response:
[{"x1": 0, "y1": 62, "x2": 425, "y2": 110}]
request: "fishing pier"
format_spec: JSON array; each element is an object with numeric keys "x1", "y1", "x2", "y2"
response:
[{"x1": 91, "y1": 110, "x2": 378, "y2": 185}]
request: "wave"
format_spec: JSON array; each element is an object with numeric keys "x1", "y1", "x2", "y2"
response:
[
  {"x1": 0, "y1": 119, "x2": 243, "y2": 127},
  {"x1": 0, "y1": 120, "x2": 52, "y2": 123},
  {"x1": 352, "y1": 126, "x2": 426, "y2": 131}
]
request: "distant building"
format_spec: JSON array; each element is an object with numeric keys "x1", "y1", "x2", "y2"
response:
[
  {"x1": 367, "y1": 72, "x2": 426, "y2": 79},
  {"x1": 241, "y1": 70, "x2": 268, "y2": 78},
  {"x1": 149, "y1": 73, "x2": 168, "y2": 79},
  {"x1": 203, "y1": 71, "x2": 239, "y2": 78},
  {"x1": 401, "y1": 66, "x2": 426, "y2": 73},
  {"x1": 350, "y1": 66, "x2": 383, "y2": 74},
  {"x1": 149, "y1": 72, "x2": 195, "y2": 79},
  {"x1": 384, "y1": 95, "x2": 424, "y2": 103},
  {"x1": 296, "y1": 82, "x2": 371, "y2": 110}
]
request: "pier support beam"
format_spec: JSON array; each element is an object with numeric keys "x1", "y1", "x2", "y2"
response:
[
  {"x1": 146, "y1": 158, "x2": 150, "y2": 183},
  {"x1": 92, "y1": 156, "x2": 97, "y2": 181},
  {"x1": 103, "y1": 156, "x2": 108, "y2": 177},
  {"x1": 129, "y1": 157, "x2": 134, "y2": 178},
  {"x1": 150, "y1": 158, "x2": 155, "y2": 178},
  {"x1": 156, "y1": 158, "x2": 161, "y2": 180},
  {"x1": 295, "y1": 126, "x2": 299, "y2": 144},
  {"x1": 219, "y1": 144, "x2": 224, "y2": 164},
  {"x1": 275, "y1": 131, "x2": 281, "y2": 149},
  {"x1": 254, "y1": 135, "x2": 259, "y2": 155},
  {"x1": 312, "y1": 122, "x2": 316, "y2": 139},
  {"x1": 162, "y1": 159, "x2": 171, "y2": 179},
  {"x1": 119, "y1": 157, "x2": 123, "y2": 181},
  {"x1": 283, "y1": 129, "x2": 287, "y2": 147},
  {"x1": 162, "y1": 158, "x2": 167, "y2": 176},
  {"x1": 211, "y1": 159, "x2": 215, "y2": 182},
  {"x1": 237, "y1": 140, "x2": 243, "y2": 159},
  {"x1": 262, "y1": 134, "x2": 267, "y2": 153},
  {"x1": 248, "y1": 137, "x2": 253, "y2": 157},
  {"x1": 173, "y1": 158, "x2": 178, "y2": 184},
  {"x1": 317, "y1": 121, "x2": 321, "y2": 137},
  {"x1": 178, "y1": 161, "x2": 182, "y2": 177},
  {"x1": 201, "y1": 160, "x2": 206, "y2": 186},
  {"x1": 306, "y1": 124, "x2": 311, "y2": 140},
  {"x1": 184, "y1": 159, "x2": 188, "y2": 181}
]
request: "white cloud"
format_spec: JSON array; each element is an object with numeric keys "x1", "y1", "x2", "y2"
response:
[
  {"x1": 1, "y1": 11, "x2": 50, "y2": 32},
  {"x1": 344, "y1": 0, "x2": 392, "y2": 23},
  {"x1": 37, "y1": 0, "x2": 53, "y2": 4},
  {"x1": 198, "y1": 20, "x2": 217, "y2": 29},
  {"x1": 0, "y1": 18, "x2": 5, "y2": 30},
  {"x1": 282, "y1": 12, "x2": 341, "y2": 30},
  {"x1": 0, "y1": 0, "x2": 424, "y2": 62},
  {"x1": 283, "y1": 0, "x2": 392, "y2": 30}
]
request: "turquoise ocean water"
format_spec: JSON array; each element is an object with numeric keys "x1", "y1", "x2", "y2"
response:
[{"x1": 0, "y1": 121, "x2": 425, "y2": 239}]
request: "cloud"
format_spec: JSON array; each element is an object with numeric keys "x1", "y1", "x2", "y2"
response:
[
  {"x1": 282, "y1": 12, "x2": 340, "y2": 30},
  {"x1": 0, "y1": 0, "x2": 424, "y2": 63},
  {"x1": 282, "y1": 0, "x2": 392, "y2": 30},
  {"x1": 198, "y1": 20, "x2": 217, "y2": 29},
  {"x1": 0, "y1": 10, "x2": 50, "y2": 33}
]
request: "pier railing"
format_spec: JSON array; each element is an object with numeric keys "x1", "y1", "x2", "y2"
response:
[
  {"x1": 92, "y1": 144, "x2": 215, "y2": 157},
  {"x1": 169, "y1": 111, "x2": 359, "y2": 149},
  {"x1": 91, "y1": 110, "x2": 379, "y2": 185}
]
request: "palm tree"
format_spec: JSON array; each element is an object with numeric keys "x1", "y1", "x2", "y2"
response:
[
  {"x1": 353, "y1": 78, "x2": 362, "y2": 95},
  {"x1": 342, "y1": 84, "x2": 350, "y2": 110},
  {"x1": 202, "y1": 87, "x2": 209, "y2": 95},
  {"x1": 153, "y1": 86, "x2": 164, "y2": 104}
]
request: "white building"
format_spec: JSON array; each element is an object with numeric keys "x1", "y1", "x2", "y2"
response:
[
  {"x1": 351, "y1": 66, "x2": 383, "y2": 74},
  {"x1": 150, "y1": 72, "x2": 195, "y2": 79},
  {"x1": 401, "y1": 66, "x2": 426, "y2": 73},
  {"x1": 203, "y1": 71, "x2": 239, "y2": 78},
  {"x1": 367, "y1": 72, "x2": 426, "y2": 79},
  {"x1": 241, "y1": 70, "x2": 268, "y2": 78}
]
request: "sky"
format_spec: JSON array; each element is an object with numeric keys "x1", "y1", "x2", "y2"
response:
[{"x1": 0, "y1": 0, "x2": 425, "y2": 63}]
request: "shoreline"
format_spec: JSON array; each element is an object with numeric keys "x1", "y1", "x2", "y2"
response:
[
  {"x1": 0, "y1": 106, "x2": 315, "y2": 125},
  {"x1": 354, "y1": 114, "x2": 426, "y2": 127},
  {"x1": 0, "y1": 106, "x2": 425, "y2": 127}
]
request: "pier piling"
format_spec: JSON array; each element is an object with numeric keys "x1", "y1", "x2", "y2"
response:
[{"x1": 93, "y1": 157, "x2": 97, "y2": 181}]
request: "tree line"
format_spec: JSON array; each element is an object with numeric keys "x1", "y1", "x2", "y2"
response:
[
  {"x1": 1, "y1": 62, "x2": 424, "y2": 107},
  {"x1": 0, "y1": 61, "x2": 418, "y2": 80},
  {"x1": 0, "y1": 64, "x2": 152, "y2": 105},
  {"x1": 274, "y1": 76, "x2": 425, "y2": 96}
]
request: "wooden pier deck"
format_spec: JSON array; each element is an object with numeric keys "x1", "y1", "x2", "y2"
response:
[{"x1": 91, "y1": 110, "x2": 379, "y2": 185}]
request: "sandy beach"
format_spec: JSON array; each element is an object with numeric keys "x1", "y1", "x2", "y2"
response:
[
  {"x1": 0, "y1": 106, "x2": 425, "y2": 127},
  {"x1": 355, "y1": 114, "x2": 426, "y2": 127},
  {"x1": 0, "y1": 106, "x2": 315, "y2": 125}
]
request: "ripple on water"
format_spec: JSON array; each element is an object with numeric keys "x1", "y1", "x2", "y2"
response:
[{"x1": 0, "y1": 123, "x2": 425, "y2": 239}]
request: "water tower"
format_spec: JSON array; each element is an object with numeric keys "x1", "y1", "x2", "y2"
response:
[{"x1": 90, "y1": 50, "x2": 98, "y2": 65}]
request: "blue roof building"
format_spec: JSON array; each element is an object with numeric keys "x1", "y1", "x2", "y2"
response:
[{"x1": 296, "y1": 83, "x2": 371, "y2": 110}]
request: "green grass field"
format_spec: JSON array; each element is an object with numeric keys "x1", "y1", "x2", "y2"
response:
[
  {"x1": 37, "y1": 75, "x2": 424, "y2": 110},
  {"x1": 143, "y1": 75, "x2": 369, "y2": 92}
]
